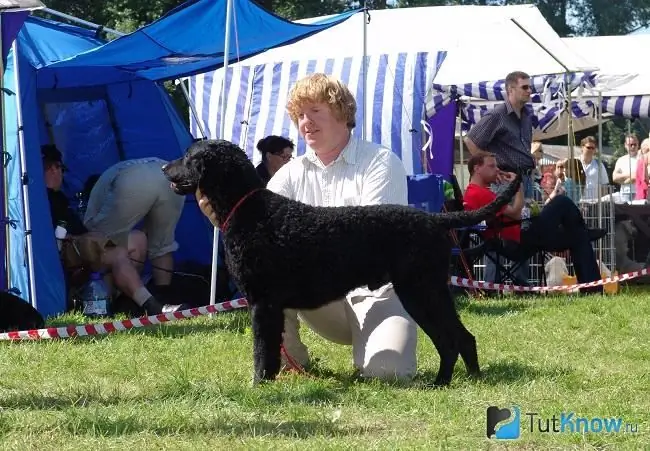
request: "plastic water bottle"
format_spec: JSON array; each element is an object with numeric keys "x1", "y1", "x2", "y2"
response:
[
  {"x1": 81, "y1": 272, "x2": 111, "y2": 318},
  {"x1": 76, "y1": 192, "x2": 87, "y2": 219},
  {"x1": 55, "y1": 220, "x2": 67, "y2": 251}
]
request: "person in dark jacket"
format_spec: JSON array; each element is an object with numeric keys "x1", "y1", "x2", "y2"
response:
[{"x1": 255, "y1": 135, "x2": 294, "y2": 186}]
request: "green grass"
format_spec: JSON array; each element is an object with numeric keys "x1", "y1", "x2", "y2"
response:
[{"x1": 1, "y1": 287, "x2": 649, "y2": 450}]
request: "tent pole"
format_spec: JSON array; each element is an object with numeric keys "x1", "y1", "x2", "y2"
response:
[
  {"x1": 362, "y1": 1, "x2": 368, "y2": 141},
  {"x1": 0, "y1": 13, "x2": 9, "y2": 292},
  {"x1": 178, "y1": 79, "x2": 207, "y2": 139},
  {"x1": 41, "y1": 8, "x2": 124, "y2": 38},
  {"x1": 596, "y1": 90, "x2": 604, "y2": 267},
  {"x1": 209, "y1": 0, "x2": 234, "y2": 311},
  {"x1": 11, "y1": 39, "x2": 37, "y2": 309}
]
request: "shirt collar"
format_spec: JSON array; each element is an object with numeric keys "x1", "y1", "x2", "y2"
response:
[
  {"x1": 304, "y1": 134, "x2": 357, "y2": 168},
  {"x1": 505, "y1": 98, "x2": 529, "y2": 118}
]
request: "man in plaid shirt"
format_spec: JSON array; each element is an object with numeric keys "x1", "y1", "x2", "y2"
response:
[{"x1": 464, "y1": 71, "x2": 536, "y2": 285}]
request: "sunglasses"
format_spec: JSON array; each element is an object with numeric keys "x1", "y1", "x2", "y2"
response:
[{"x1": 584, "y1": 146, "x2": 596, "y2": 150}]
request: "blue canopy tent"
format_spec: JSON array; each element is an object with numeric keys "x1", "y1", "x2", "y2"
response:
[
  {"x1": 3, "y1": 0, "x2": 359, "y2": 318},
  {"x1": 37, "y1": 0, "x2": 359, "y2": 88}
]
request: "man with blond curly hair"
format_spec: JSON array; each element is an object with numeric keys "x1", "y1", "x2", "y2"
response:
[{"x1": 263, "y1": 73, "x2": 417, "y2": 380}]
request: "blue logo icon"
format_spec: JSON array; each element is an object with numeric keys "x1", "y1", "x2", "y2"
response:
[{"x1": 487, "y1": 405, "x2": 521, "y2": 439}]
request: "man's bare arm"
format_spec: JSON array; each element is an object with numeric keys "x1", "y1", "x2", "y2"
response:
[{"x1": 464, "y1": 137, "x2": 482, "y2": 155}]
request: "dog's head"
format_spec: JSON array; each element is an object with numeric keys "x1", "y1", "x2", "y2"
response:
[
  {"x1": 163, "y1": 139, "x2": 264, "y2": 218},
  {"x1": 164, "y1": 139, "x2": 263, "y2": 194}
]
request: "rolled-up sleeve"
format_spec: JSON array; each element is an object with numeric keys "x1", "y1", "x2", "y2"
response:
[{"x1": 360, "y1": 149, "x2": 408, "y2": 206}]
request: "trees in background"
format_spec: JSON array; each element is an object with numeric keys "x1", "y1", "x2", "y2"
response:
[{"x1": 39, "y1": 0, "x2": 650, "y2": 151}]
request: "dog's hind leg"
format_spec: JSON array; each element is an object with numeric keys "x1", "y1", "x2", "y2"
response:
[
  {"x1": 437, "y1": 284, "x2": 480, "y2": 379},
  {"x1": 250, "y1": 302, "x2": 284, "y2": 384},
  {"x1": 392, "y1": 278, "x2": 459, "y2": 387}
]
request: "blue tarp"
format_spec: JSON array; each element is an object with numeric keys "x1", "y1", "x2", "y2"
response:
[
  {"x1": 37, "y1": 0, "x2": 360, "y2": 88},
  {"x1": 4, "y1": 17, "x2": 196, "y2": 317}
]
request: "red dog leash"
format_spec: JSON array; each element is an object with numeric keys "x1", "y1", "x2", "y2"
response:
[
  {"x1": 220, "y1": 188, "x2": 263, "y2": 231},
  {"x1": 219, "y1": 187, "x2": 310, "y2": 377}
]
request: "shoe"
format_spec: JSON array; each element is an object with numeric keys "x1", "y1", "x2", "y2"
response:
[
  {"x1": 588, "y1": 228, "x2": 607, "y2": 241},
  {"x1": 142, "y1": 297, "x2": 191, "y2": 315}
]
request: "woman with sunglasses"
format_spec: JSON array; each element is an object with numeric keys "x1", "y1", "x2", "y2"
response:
[{"x1": 255, "y1": 135, "x2": 294, "y2": 186}]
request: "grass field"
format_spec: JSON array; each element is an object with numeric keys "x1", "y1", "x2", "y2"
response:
[{"x1": 1, "y1": 287, "x2": 648, "y2": 450}]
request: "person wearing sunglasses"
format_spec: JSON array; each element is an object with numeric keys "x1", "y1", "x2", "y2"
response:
[
  {"x1": 255, "y1": 135, "x2": 294, "y2": 186},
  {"x1": 579, "y1": 136, "x2": 609, "y2": 200},
  {"x1": 464, "y1": 70, "x2": 535, "y2": 286}
]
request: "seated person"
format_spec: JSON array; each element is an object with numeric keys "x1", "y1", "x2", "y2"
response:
[
  {"x1": 255, "y1": 135, "x2": 294, "y2": 185},
  {"x1": 540, "y1": 171, "x2": 565, "y2": 205},
  {"x1": 42, "y1": 145, "x2": 187, "y2": 314},
  {"x1": 463, "y1": 151, "x2": 604, "y2": 294},
  {"x1": 83, "y1": 157, "x2": 187, "y2": 302}
]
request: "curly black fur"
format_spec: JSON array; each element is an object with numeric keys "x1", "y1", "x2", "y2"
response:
[
  {"x1": 0, "y1": 291, "x2": 45, "y2": 333},
  {"x1": 163, "y1": 139, "x2": 521, "y2": 386}
]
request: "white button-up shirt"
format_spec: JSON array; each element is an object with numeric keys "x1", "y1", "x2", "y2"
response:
[
  {"x1": 267, "y1": 135, "x2": 407, "y2": 299},
  {"x1": 580, "y1": 157, "x2": 609, "y2": 200},
  {"x1": 267, "y1": 136, "x2": 407, "y2": 208}
]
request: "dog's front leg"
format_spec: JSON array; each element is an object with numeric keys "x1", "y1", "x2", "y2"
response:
[{"x1": 251, "y1": 302, "x2": 284, "y2": 384}]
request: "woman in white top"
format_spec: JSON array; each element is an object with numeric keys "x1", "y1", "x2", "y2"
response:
[{"x1": 200, "y1": 73, "x2": 417, "y2": 380}]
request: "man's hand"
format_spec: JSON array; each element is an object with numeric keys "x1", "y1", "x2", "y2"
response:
[
  {"x1": 497, "y1": 170, "x2": 517, "y2": 183},
  {"x1": 196, "y1": 189, "x2": 219, "y2": 227}
]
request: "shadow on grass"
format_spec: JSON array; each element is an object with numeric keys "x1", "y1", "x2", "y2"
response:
[
  {"x1": 62, "y1": 415, "x2": 382, "y2": 438},
  {"x1": 412, "y1": 360, "x2": 572, "y2": 388},
  {"x1": 0, "y1": 391, "x2": 131, "y2": 410},
  {"x1": 456, "y1": 298, "x2": 536, "y2": 316}
]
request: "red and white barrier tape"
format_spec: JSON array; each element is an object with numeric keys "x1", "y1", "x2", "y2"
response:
[
  {"x1": 450, "y1": 267, "x2": 650, "y2": 292},
  {"x1": 4, "y1": 266, "x2": 649, "y2": 341},
  {"x1": 0, "y1": 298, "x2": 249, "y2": 342}
]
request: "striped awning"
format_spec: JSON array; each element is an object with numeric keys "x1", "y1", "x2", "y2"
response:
[{"x1": 189, "y1": 51, "x2": 446, "y2": 175}]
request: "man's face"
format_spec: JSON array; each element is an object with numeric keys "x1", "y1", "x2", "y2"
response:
[
  {"x1": 44, "y1": 161, "x2": 64, "y2": 191},
  {"x1": 508, "y1": 77, "x2": 531, "y2": 104},
  {"x1": 582, "y1": 142, "x2": 596, "y2": 159},
  {"x1": 476, "y1": 156, "x2": 499, "y2": 183},
  {"x1": 296, "y1": 101, "x2": 349, "y2": 153},
  {"x1": 625, "y1": 137, "x2": 639, "y2": 157}
]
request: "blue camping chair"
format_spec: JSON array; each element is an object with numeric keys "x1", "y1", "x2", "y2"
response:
[
  {"x1": 407, "y1": 174, "x2": 488, "y2": 292},
  {"x1": 407, "y1": 173, "x2": 445, "y2": 213}
]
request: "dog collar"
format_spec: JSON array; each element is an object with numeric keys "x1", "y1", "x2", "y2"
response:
[{"x1": 221, "y1": 188, "x2": 263, "y2": 232}]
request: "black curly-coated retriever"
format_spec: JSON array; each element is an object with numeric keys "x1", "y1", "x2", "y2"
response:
[{"x1": 163, "y1": 139, "x2": 521, "y2": 386}]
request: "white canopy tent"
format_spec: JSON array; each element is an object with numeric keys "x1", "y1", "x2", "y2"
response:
[
  {"x1": 188, "y1": 4, "x2": 599, "y2": 175},
  {"x1": 563, "y1": 34, "x2": 650, "y2": 118}
]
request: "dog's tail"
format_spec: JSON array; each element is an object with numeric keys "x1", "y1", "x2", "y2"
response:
[{"x1": 436, "y1": 174, "x2": 522, "y2": 229}]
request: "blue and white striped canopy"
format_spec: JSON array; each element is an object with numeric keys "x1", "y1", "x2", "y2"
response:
[
  {"x1": 189, "y1": 51, "x2": 446, "y2": 175},
  {"x1": 426, "y1": 71, "x2": 596, "y2": 117}
]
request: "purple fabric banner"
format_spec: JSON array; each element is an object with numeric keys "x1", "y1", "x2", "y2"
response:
[
  {"x1": 425, "y1": 100, "x2": 456, "y2": 180},
  {"x1": 2, "y1": 11, "x2": 28, "y2": 68}
]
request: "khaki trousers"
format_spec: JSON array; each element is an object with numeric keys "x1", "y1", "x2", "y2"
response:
[{"x1": 282, "y1": 284, "x2": 417, "y2": 380}]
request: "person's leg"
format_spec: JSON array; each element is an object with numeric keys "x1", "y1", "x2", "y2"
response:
[
  {"x1": 103, "y1": 246, "x2": 189, "y2": 314},
  {"x1": 346, "y1": 285, "x2": 417, "y2": 380},
  {"x1": 281, "y1": 309, "x2": 311, "y2": 368},
  {"x1": 283, "y1": 300, "x2": 353, "y2": 369},
  {"x1": 127, "y1": 230, "x2": 147, "y2": 272},
  {"x1": 143, "y1": 163, "x2": 186, "y2": 287},
  {"x1": 527, "y1": 196, "x2": 600, "y2": 285}
]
